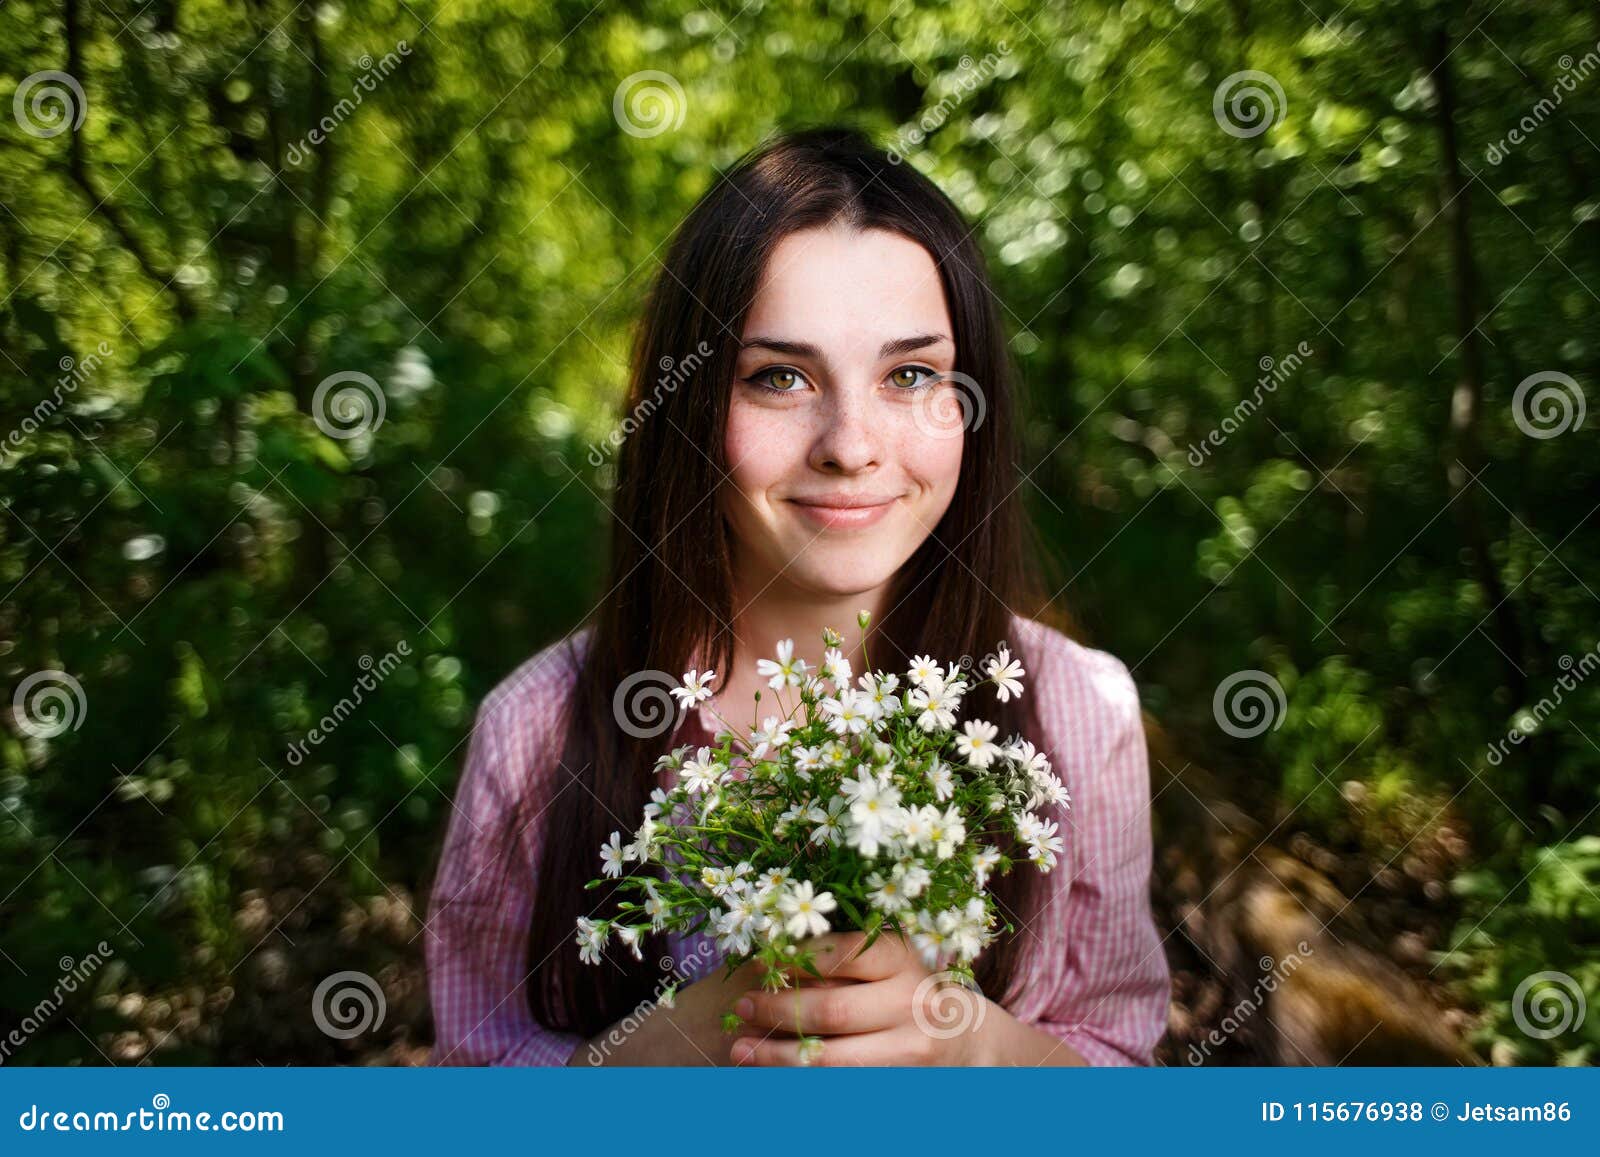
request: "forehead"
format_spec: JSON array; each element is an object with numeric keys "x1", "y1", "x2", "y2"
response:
[{"x1": 741, "y1": 223, "x2": 952, "y2": 349}]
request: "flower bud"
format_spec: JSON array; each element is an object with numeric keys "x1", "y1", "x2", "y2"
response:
[
  {"x1": 857, "y1": 609, "x2": 872, "y2": 630},
  {"x1": 822, "y1": 626, "x2": 843, "y2": 648}
]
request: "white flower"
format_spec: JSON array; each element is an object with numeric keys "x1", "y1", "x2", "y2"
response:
[
  {"x1": 897, "y1": 804, "x2": 934, "y2": 852},
  {"x1": 818, "y1": 739, "x2": 850, "y2": 768},
  {"x1": 643, "y1": 881, "x2": 669, "y2": 930},
  {"x1": 984, "y1": 644, "x2": 1025, "y2": 702},
  {"x1": 821, "y1": 646, "x2": 854, "y2": 689},
  {"x1": 955, "y1": 719, "x2": 1000, "y2": 768},
  {"x1": 841, "y1": 768, "x2": 903, "y2": 858},
  {"x1": 599, "y1": 831, "x2": 628, "y2": 878},
  {"x1": 907, "y1": 676, "x2": 959, "y2": 732},
  {"x1": 857, "y1": 671, "x2": 902, "y2": 718},
  {"x1": 791, "y1": 744, "x2": 822, "y2": 777},
  {"x1": 820, "y1": 689, "x2": 872, "y2": 736},
  {"x1": 575, "y1": 916, "x2": 608, "y2": 965},
  {"x1": 1028, "y1": 817, "x2": 1064, "y2": 871},
  {"x1": 951, "y1": 899, "x2": 991, "y2": 963},
  {"x1": 774, "y1": 799, "x2": 811, "y2": 837},
  {"x1": 1008, "y1": 738, "x2": 1051, "y2": 779},
  {"x1": 867, "y1": 870, "x2": 912, "y2": 913},
  {"x1": 972, "y1": 845, "x2": 1002, "y2": 888},
  {"x1": 893, "y1": 860, "x2": 932, "y2": 898},
  {"x1": 1029, "y1": 771, "x2": 1071, "y2": 811},
  {"x1": 807, "y1": 795, "x2": 848, "y2": 846},
  {"x1": 615, "y1": 924, "x2": 646, "y2": 961},
  {"x1": 748, "y1": 716, "x2": 796, "y2": 758},
  {"x1": 626, "y1": 816, "x2": 659, "y2": 861},
  {"x1": 907, "y1": 655, "x2": 943, "y2": 687},
  {"x1": 926, "y1": 804, "x2": 966, "y2": 860},
  {"x1": 642, "y1": 786, "x2": 673, "y2": 819},
  {"x1": 1013, "y1": 810, "x2": 1044, "y2": 843},
  {"x1": 670, "y1": 668, "x2": 716, "y2": 709},
  {"x1": 926, "y1": 756, "x2": 954, "y2": 801},
  {"x1": 754, "y1": 867, "x2": 792, "y2": 904},
  {"x1": 777, "y1": 880, "x2": 837, "y2": 939},
  {"x1": 756, "y1": 639, "x2": 809, "y2": 690},
  {"x1": 911, "y1": 908, "x2": 958, "y2": 969},
  {"x1": 700, "y1": 861, "x2": 752, "y2": 898},
  {"x1": 680, "y1": 746, "x2": 725, "y2": 794},
  {"x1": 717, "y1": 893, "x2": 770, "y2": 955}
]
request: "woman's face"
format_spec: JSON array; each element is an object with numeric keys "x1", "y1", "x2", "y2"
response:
[{"x1": 721, "y1": 222, "x2": 966, "y2": 601}]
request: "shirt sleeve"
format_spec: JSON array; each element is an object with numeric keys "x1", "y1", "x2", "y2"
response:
[
  {"x1": 1024, "y1": 680, "x2": 1170, "y2": 1066},
  {"x1": 425, "y1": 698, "x2": 585, "y2": 1066}
]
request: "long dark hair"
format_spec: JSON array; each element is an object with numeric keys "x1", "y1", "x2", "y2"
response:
[{"x1": 524, "y1": 127, "x2": 1074, "y2": 1038}]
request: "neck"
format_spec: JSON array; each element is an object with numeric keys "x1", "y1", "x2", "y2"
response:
[{"x1": 708, "y1": 564, "x2": 895, "y2": 729}]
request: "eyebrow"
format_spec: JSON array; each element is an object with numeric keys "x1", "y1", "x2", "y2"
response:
[{"x1": 739, "y1": 333, "x2": 953, "y2": 360}]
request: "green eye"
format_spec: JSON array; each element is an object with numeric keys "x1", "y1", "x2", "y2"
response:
[
  {"x1": 748, "y1": 366, "x2": 804, "y2": 393},
  {"x1": 889, "y1": 366, "x2": 935, "y2": 390}
]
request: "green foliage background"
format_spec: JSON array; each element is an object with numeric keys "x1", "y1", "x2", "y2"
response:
[{"x1": 1, "y1": 0, "x2": 1596, "y2": 1064}]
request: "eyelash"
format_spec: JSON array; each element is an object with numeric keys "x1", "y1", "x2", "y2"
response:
[{"x1": 741, "y1": 364, "x2": 940, "y2": 396}]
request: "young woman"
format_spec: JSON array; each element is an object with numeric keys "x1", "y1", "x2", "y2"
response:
[{"x1": 425, "y1": 128, "x2": 1169, "y2": 1066}]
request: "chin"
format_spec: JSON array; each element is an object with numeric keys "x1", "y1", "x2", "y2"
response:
[{"x1": 779, "y1": 544, "x2": 903, "y2": 598}]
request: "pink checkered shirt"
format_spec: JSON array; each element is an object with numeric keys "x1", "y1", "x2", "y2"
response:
[{"x1": 425, "y1": 616, "x2": 1170, "y2": 1065}]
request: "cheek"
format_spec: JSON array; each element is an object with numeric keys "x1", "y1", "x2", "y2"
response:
[
  {"x1": 904, "y1": 425, "x2": 964, "y2": 504},
  {"x1": 723, "y1": 401, "x2": 800, "y2": 502}
]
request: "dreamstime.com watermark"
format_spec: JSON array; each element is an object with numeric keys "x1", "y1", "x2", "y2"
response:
[
  {"x1": 1485, "y1": 40, "x2": 1600, "y2": 165},
  {"x1": 886, "y1": 44, "x2": 1011, "y2": 163},
  {"x1": 285, "y1": 42, "x2": 412, "y2": 167},
  {"x1": 1, "y1": 342, "x2": 112, "y2": 464},
  {"x1": 1187, "y1": 340, "x2": 1313, "y2": 466},
  {"x1": 12, "y1": 70, "x2": 86, "y2": 137},
  {"x1": 284, "y1": 641, "x2": 412, "y2": 766},
  {"x1": 1486, "y1": 641, "x2": 1600, "y2": 766},
  {"x1": 613, "y1": 70, "x2": 687, "y2": 138},
  {"x1": 587, "y1": 340, "x2": 714, "y2": 466},
  {"x1": 1186, "y1": 941, "x2": 1314, "y2": 1064},
  {"x1": 17, "y1": 1094, "x2": 283, "y2": 1134},
  {"x1": 582, "y1": 938, "x2": 719, "y2": 1064},
  {"x1": 1213, "y1": 70, "x2": 1287, "y2": 139},
  {"x1": 1213, "y1": 669, "x2": 1287, "y2": 739},
  {"x1": 10, "y1": 669, "x2": 87, "y2": 739},
  {"x1": 1512, "y1": 970, "x2": 1587, "y2": 1041},
  {"x1": 0, "y1": 942, "x2": 114, "y2": 1065}
]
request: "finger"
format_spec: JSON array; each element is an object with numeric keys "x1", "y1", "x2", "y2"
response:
[
  {"x1": 730, "y1": 1027, "x2": 926, "y2": 1067},
  {"x1": 735, "y1": 978, "x2": 903, "y2": 1035},
  {"x1": 772, "y1": 931, "x2": 912, "y2": 982}
]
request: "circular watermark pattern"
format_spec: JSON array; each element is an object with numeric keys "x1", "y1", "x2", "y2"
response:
[
  {"x1": 911, "y1": 970, "x2": 988, "y2": 1039},
  {"x1": 151, "y1": 1093, "x2": 170, "y2": 1111},
  {"x1": 14, "y1": 71, "x2": 87, "y2": 138},
  {"x1": 612, "y1": 71, "x2": 686, "y2": 138},
  {"x1": 311, "y1": 371, "x2": 386, "y2": 440},
  {"x1": 612, "y1": 669, "x2": 684, "y2": 739},
  {"x1": 1212, "y1": 669, "x2": 1286, "y2": 739},
  {"x1": 311, "y1": 970, "x2": 386, "y2": 1039},
  {"x1": 910, "y1": 371, "x2": 987, "y2": 440},
  {"x1": 1511, "y1": 371, "x2": 1585, "y2": 440},
  {"x1": 13, "y1": 670, "x2": 87, "y2": 739},
  {"x1": 1213, "y1": 70, "x2": 1287, "y2": 139},
  {"x1": 1511, "y1": 970, "x2": 1586, "y2": 1040}
]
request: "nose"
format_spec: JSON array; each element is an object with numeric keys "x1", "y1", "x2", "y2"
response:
[{"x1": 809, "y1": 388, "x2": 882, "y2": 474}]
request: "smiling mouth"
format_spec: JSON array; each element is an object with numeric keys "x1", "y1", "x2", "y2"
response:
[{"x1": 787, "y1": 497, "x2": 899, "y2": 530}]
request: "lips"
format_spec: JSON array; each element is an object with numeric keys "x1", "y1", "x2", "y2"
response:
[{"x1": 787, "y1": 495, "x2": 899, "y2": 530}]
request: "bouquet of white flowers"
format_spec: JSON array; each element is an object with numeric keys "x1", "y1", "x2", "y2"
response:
[{"x1": 576, "y1": 612, "x2": 1069, "y2": 1029}]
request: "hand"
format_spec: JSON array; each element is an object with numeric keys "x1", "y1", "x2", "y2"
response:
[
  {"x1": 727, "y1": 931, "x2": 995, "y2": 1066},
  {"x1": 575, "y1": 955, "x2": 768, "y2": 1066}
]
